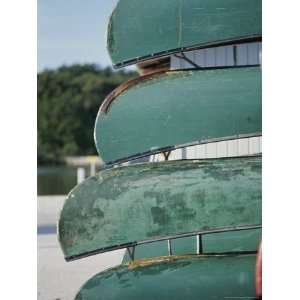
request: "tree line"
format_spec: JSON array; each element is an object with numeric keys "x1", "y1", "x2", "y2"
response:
[{"x1": 38, "y1": 64, "x2": 137, "y2": 165}]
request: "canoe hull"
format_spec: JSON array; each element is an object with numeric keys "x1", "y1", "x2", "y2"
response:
[
  {"x1": 95, "y1": 67, "x2": 262, "y2": 164},
  {"x1": 59, "y1": 157, "x2": 261, "y2": 261},
  {"x1": 76, "y1": 254, "x2": 257, "y2": 300},
  {"x1": 108, "y1": 0, "x2": 262, "y2": 67}
]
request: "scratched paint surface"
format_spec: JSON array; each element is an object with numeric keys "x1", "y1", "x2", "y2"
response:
[
  {"x1": 108, "y1": 0, "x2": 261, "y2": 66},
  {"x1": 59, "y1": 157, "x2": 261, "y2": 260},
  {"x1": 75, "y1": 255, "x2": 256, "y2": 300},
  {"x1": 95, "y1": 67, "x2": 262, "y2": 164}
]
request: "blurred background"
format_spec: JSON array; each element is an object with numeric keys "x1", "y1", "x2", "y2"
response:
[
  {"x1": 37, "y1": 2, "x2": 135, "y2": 299},
  {"x1": 37, "y1": 0, "x2": 137, "y2": 195}
]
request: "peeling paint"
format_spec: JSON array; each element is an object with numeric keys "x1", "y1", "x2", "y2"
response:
[
  {"x1": 59, "y1": 157, "x2": 261, "y2": 260},
  {"x1": 75, "y1": 254, "x2": 257, "y2": 300}
]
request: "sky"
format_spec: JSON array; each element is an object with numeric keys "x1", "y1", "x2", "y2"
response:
[{"x1": 38, "y1": 0, "x2": 119, "y2": 72}]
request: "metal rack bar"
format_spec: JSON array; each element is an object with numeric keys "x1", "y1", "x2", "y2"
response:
[
  {"x1": 196, "y1": 234, "x2": 203, "y2": 254},
  {"x1": 167, "y1": 239, "x2": 173, "y2": 256}
]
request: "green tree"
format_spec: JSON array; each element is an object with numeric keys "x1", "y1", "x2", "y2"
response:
[{"x1": 38, "y1": 64, "x2": 137, "y2": 165}]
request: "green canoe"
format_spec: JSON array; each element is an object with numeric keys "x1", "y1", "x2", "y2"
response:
[
  {"x1": 59, "y1": 157, "x2": 261, "y2": 261},
  {"x1": 75, "y1": 254, "x2": 258, "y2": 300},
  {"x1": 95, "y1": 67, "x2": 261, "y2": 165},
  {"x1": 108, "y1": 0, "x2": 262, "y2": 67}
]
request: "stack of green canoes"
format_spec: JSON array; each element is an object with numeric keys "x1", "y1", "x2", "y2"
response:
[{"x1": 58, "y1": 0, "x2": 262, "y2": 299}]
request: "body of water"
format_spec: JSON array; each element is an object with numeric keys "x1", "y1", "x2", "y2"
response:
[{"x1": 37, "y1": 166, "x2": 94, "y2": 195}]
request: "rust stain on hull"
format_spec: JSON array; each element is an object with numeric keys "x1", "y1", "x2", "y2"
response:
[
  {"x1": 100, "y1": 70, "x2": 167, "y2": 114},
  {"x1": 128, "y1": 254, "x2": 203, "y2": 269},
  {"x1": 127, "y1": 252, "x2": 257, "y2": 269}
]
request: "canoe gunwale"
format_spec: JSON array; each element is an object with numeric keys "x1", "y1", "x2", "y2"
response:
[
  {"x1": 64, "y1": 223, "x2": 261, "y2": 262},
  {"x1": 100, "y1": 70, "x2": 167, "y2": 114},
  {"x1": 111, "y1": 36, "x2": 262, "y2": 69},
  {"x1": 100, "y1": 65, "x2": 261, "y2": 114},
  {"x1": 100, "y1": 135, "x2": 262, "y2": 169}
]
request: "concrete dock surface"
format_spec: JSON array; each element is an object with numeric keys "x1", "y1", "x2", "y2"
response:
[{"x1": 38, "y1": 196, "x2": 124, "y2": 300}]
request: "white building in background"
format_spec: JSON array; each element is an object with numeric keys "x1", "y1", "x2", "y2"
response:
[
  {"x1": 150, "y1": 41, "x2": 262, "y2": 162},
  {"x1": 171, "y1": 42, "x2": 262, "y2": 69}
]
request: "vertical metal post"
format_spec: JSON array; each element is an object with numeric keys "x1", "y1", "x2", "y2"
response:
[
  {"x1": 233, "y1": 45, "x2": 237, "y2": 66},
  {"x1": 163, "y1": 151, "x2": 171, "y2": 161},
  {"x1": 196, "y1": 234, "x2": 203, "y2": 254},
  {"x1": 127, "y1": 246, "x2": 135, "y2": 261},
  {"x1": 167, "y1": 239, "x2": 173, "y2": 256}
]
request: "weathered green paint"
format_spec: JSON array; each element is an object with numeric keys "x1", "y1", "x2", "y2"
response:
[
  {"x1": 122, "y1": 228, "x2": 261, "y2": 263},
  {"x1": 108, "y1": 0, "x2": 262, "y2": 67},
  {"x1": 75, "y1": 254, "x2": 257, "y2": 300},
  {"x1": 59, "y1": 157, "x2": 261, "y2": 260},
  {"x1": 95, "y1": 67, "x2": 262, "y2": 164}
]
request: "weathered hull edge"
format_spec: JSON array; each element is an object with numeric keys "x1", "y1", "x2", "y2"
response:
[
  {"x1": 65, "y1": 225, "x2": 261, "y2": 262},
  {"x1": 58, "y1": 157, "x2": 261, "y2": 260},
  {"x1": 75, "y1": 254, "x2": 258, "y2": 300}
]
